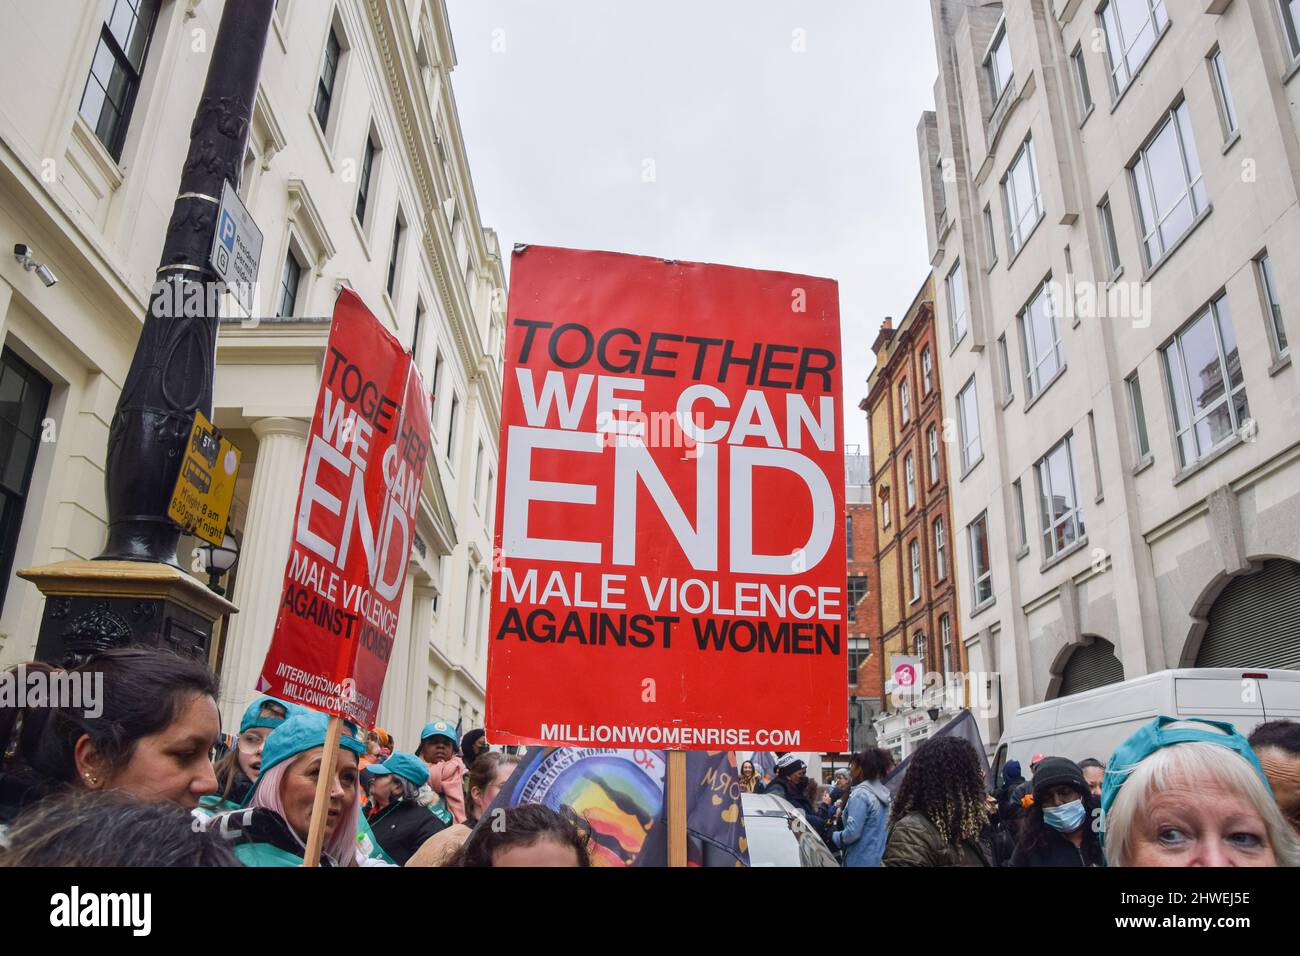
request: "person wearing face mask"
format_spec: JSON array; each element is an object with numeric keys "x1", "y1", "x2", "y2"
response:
[
  {"x1": 761, "y1": 754, "x2": 818, "y2": 830},
  {"x1": 1102, "y1": 717, "x2": 1300, "y2": 868},
  {"x1": 1009, "y1": 757, "x2": 1102, "y2": 867},
  {"x1": 199, "y1": 696, "x2": 298, "y2": 815},
  {"x1": 200, "y1": 711, "x2": 369, "y2": 867}
]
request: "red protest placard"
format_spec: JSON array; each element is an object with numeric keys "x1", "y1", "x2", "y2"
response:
[
  {"x1": 258, "y1": 289, "x2": 432, "y2": 728},
  {"x1": 486, "y1": 246, "x2": 846, "y2": 751}
]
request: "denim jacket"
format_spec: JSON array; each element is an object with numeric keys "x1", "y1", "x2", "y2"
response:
[{"x1": 832, "y1": 779, "x2": 891, "y2": 867}]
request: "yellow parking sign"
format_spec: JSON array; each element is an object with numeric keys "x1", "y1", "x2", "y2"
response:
[{"x1": 168, "y1": 409, "x2": 240, "y2": 546}]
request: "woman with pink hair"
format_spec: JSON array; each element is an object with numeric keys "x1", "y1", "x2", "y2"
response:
[{"x1": 199, "y1": 711, "x2": 368, "y2": 866}]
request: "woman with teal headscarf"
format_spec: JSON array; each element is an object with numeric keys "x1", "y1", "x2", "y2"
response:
[
  {"x1": 198, "y1": 696, "x2": 298, "y2": 815},
  {"x1": 199, "y1": 711, "x2": 369, "y2": 866},
  {"x1": 1100, "y1": 716, "x2": 1300, "y2": 867}
]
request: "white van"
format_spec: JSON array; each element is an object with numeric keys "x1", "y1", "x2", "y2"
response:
[{"x1": 992, "y1": 667, "x2": 1300, "y2": 783}]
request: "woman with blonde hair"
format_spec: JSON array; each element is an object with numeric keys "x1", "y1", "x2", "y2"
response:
[{"x1": 1101, "y1": 717, "x2": 1300, "y2": 868}]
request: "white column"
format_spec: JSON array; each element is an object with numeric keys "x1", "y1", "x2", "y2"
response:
[
  {"x1": 401, "y1": 585, "x2": 435, "y2": 749},
  {"x1": 377, "y1": 578, "x2": 415, "y2": 736},
  {"x1": 219, "y1": 417, "x2": 309, "y2": 729}
]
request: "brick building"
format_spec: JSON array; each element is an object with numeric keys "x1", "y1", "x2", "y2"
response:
[
  {"x1": 862, "y1": 277, "x2": 967, "y2": 762},
  {"x1": 846, "y1": 449, "x2": 882, "y2": 753}
]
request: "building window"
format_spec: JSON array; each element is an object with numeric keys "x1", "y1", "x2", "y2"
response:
[
  {"x1": 277, "y1": 246, "x2": 303, "y2": 318},
  {"x1": 1020, "y1": 280, "x2": 1064, "y2": 399},
  {"x1": 940, "y1": 615, "x2": 953, "y2": 679},
  {"x1": 355, "y1": 133, "x2": 377, "y2": 225},
  {"x1": 432, "y1": 351, "x2": 443, "y2": 401},
  {"x1": 1002, "y1": 137, "x2": 1043, "y2": 257},
  {"x1": 899, "y1": 378, "x2": 912, "y2": 426},
  {"x1": 934, "y1": 156, "x2": 948, "y2": 225},
  {"x1": 921, "y1": 347, "x2": 934, "y2": 395},
  {"x1": 1256, "y1": 252, "x2": 1289, "y2": 358},
  {"x1": 0, "y1": 350, "x2": 52, "y2": 612},
  {"x1": 848, "y1": 638, "x2": 870, "y2": 686},
  {"x1": 1072, "y1": 45, "x2": 1093, "y2": 113},
  {"x1": 386, "y1": 216, "x2": 403, "y2": 298},
  {"x1": 1127, "y1": 371, "x2": 1152, "y2": 462},
  {"x1": 880, "y1": 488, "x2": 892, "y2": 528},
  {"x1": 1099, "y1": 196, "x2": 1122, "y2": 278},
  {"x1": 1012, "y1": 479, "x2": 1028, "y2": 551},
  {"x1": 947, "y1": 260, "x2": 968, "y2": 347},
  {"x1": 1131, "y1": 101, "x2": 1206, "y2": 268},
  {"x1": 79, "y1": 0, "x2": 161, "y2": 161},
  {"x1": 846, "y1": 514, "x2": 854, "y2": 562},
  {"x1": 934, "y1": 517, "x2": 947, "y2": 580},
  {"x1": 927, "y1": 425, "x2": 940, "y2": 484},
  {"x1": 986, "y1": 18, "x2": 1013, "y2": 103},
  {"x1": 1037, "y1": 435, "x2": 1085, "y2": 559},
  {"x1": 969, "y1": 512, "x2": 993, "y2": 608},
  {"x1": 847, "y1": 576, "x2": 868, "y2": 623},
  {"x1": 474, "y1": 441, "x2": 486, "y2": 513},
  {"x1": 909, "y1": 540, "x2": 922, "y2": 602},
  {"x1": 1100, "y1": 0, "x2": 1169, "y2": 95},
  {"x1": 983, "y1": 204, "x2": 998, "y2": 267},
  {"x1": 462, "y1": 565, "x2": 476, "y2": 644},
  {"x1": 997, "y1": 334, "x2": 1014, "y2": 403},
  {"x1": 1281, "y1": 0, "x2": 1300, "y2": 60},
  {"x1": 411, "y1": 303, "x2": 424, "y2": 363},
  {"x1": 1208, "y1": 48, "x2": 1239, "y2": 140},
  {"x1": 1162, "y1": 294, "x2": 1249, "y2": 469},
  {"x1": 904, "y1": 453, "x2": 917, "y2": 509},
  {"x1": 912, "y1": 631, "x2": 927, "y2": 668},
  {"x1": 446, "y1": 394, "x2": 461, "y2": 462},
  {"x1": 314, "y1": 27, "x2": 342, "y2": 131},
  {"x1": 957, "y1": 378, "x2": 982, "y2": 473}
]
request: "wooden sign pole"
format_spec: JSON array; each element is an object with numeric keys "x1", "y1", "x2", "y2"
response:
[
  {"x1": 666, "y1": 749, "x2": 687, "y2": 867},
  {"x1": 301, "y1": 714, "x2": 343, "y2": 867}
]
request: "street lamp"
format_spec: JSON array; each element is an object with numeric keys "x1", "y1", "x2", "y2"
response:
[{"x1": 198, "y1": 532, "x2": 240, "y2": 596}]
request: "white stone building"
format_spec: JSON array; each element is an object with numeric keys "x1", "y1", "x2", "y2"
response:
[
  {"x1": 917, "y1": 0, "x2": 1300, "y2": 744},
  {"x1": 0, "y1": 0, "x2": 504, "y2": 749}
]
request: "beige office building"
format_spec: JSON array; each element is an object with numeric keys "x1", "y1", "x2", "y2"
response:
[
  {"x1": 917, "y1": 0, "x2": 1300, "y2": 744},
  {"x1": 0, "y1": 0, "x2": 504, "y2": 747}
]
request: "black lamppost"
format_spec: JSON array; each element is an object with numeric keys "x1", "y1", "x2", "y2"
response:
[
  {"x1": 100, "y1": 0, "x2": 275, "y2": 567},
  {"x1": 22, "y1": 1, "x2": 274, "y2": 666}
]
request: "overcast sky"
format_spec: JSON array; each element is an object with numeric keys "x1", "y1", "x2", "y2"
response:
[{"x1": 444, "y1": 0, "x2": 938, "y2": 450}]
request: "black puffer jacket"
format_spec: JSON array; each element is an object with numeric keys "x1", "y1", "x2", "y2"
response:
[{"x1": 366, "y1": 799, "x2": 448, "y2": 866}]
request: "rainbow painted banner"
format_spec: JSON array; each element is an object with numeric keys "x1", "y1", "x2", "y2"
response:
[{"x1": 479, "y1": 747, "x2": 749, "y2": 867}]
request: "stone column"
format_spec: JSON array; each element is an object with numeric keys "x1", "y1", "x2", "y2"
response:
[
  {"x1": 401, "y1": 585, "x2": 436, "y2": 747},
  {"x1": 377, "y1": 579, "x2": 415, "y2": 735},
  {"x1": 219, "y1": 417, "x2": 308, "y2": 728}
]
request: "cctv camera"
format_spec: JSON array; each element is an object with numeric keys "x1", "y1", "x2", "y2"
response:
[{"x1": 13, "y1": 243, "x2": 57, "y2": 287}]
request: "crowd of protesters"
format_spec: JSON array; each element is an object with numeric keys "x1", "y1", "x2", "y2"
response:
[{"x1": 1, "y1": 646, "x2": 1299, "y2": 867}]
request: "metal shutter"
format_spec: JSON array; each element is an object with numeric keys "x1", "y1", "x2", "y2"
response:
[
  {"x1": 1196, "y1": 560, "x2": 1300, "y2": 670},
  {"x1": 1059, "y1": 637, "x2": 1125, "y2": 697}
]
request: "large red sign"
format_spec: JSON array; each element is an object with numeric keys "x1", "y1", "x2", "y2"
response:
[
  {"x1": 258, "y1": 290, "x2": 432, "y2": 728},
  {"x1": 486, "y1": 246, "x2": 846, "y2": 751}
]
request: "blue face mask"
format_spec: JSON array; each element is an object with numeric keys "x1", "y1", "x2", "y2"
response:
[{"x1": 1043, "y1": 799, "x2": 1086, "y2": 833}]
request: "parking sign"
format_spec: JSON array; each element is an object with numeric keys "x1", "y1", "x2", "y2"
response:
[{"x1": 208, "y1": 179, "x2": 262, "y2": 314}]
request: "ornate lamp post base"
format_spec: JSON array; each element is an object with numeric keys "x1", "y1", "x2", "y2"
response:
[{"x1": 18, "y1": 560, "x2": 236, "y2": 667}]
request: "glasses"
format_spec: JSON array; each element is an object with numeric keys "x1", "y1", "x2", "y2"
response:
[{"x1": 236, "y1": 731, "x2": 269, "y2": 754}]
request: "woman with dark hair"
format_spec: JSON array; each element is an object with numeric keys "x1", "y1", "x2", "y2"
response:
[
  {"x1": 882, "y1": 736, "x2": 993, "y2": 867},
  {"x1": 832, "y1": 748, "x2": 894, "y2": 867},
  {"x1": 1009, "y1": 757, "x2": 1102, "y2": 867},
  {"x1": 448, "y1": 803, "x2": 592, "y2": 867},
  {"x1": 0, "y1": 790, "x2": 239, "y2": 867},
  {"x1": 0, "y1": 648, "x2": 220, "y2": 827},
  {"x1": 738, "y1": 760, "x2": 760, "y2": 793}
]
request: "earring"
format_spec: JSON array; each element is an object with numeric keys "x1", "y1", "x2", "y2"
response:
[{"x1": 83, "y1": 773, "x2": 98, "y2": 786}]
